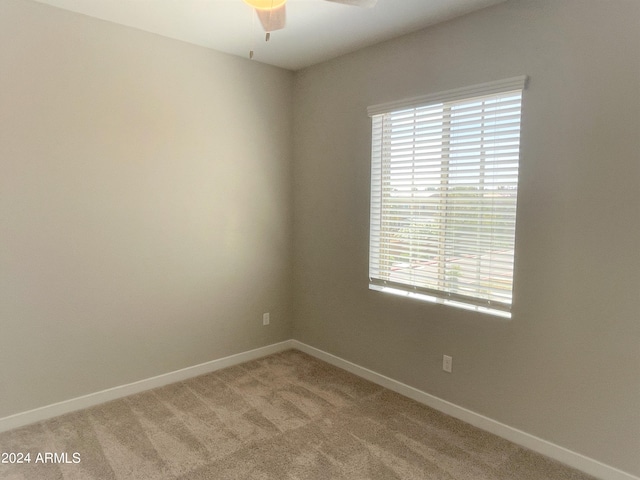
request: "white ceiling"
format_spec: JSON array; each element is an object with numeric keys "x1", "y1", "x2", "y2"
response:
[{"x1": 32, "y1": 0, "x2": 506, "y2": 70}]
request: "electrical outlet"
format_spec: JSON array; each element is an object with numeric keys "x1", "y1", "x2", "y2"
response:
[
  {"x1": 443, "y1": 355, "x2": 452, "y2": 373},
  {"x1": 262, "y1": 313, "x2": 270, "y2": 326}
]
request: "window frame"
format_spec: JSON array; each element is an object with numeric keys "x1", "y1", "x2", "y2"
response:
[{"x1": 367, "y1": 76, "x2": 528, "y2": 318}]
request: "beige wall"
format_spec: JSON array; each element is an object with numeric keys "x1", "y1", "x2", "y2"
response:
[
  {"x1": 292, "y1": 0, "x2": 640, "y2": 475},
  {"x1": 0, "y1": 0, "x2": 293, "y2": 417}
]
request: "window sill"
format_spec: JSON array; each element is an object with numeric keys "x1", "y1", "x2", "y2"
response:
[{"x1": 369, "y1": 284, "x2": 511, "y2": 319}]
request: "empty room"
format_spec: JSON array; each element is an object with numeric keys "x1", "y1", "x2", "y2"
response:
[{"x1": 1, "y1": 0, "x2": 638, "y2": 479}]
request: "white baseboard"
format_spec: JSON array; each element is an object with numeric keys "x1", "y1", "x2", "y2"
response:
[
  {"x1": 1, "y1": 338, "x2": 636, "y2": 480},
  {"x1": 291, "y1": 340, "x2": 639, "y2": 480},
  {"x1": 0, "y1": 340, "x2": 295, "y2": 434}
]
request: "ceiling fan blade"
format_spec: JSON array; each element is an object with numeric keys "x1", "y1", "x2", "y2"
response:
[
  {"x1": 325, "y1": 0, "x2": 377, "y2": 7},
  {"x1": 256, "y1": 4, "x2": 286, "y2": 32}
]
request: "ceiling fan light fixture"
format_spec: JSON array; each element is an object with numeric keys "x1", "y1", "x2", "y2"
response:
[{"x1": 243, "y1": 0, "x2": 287, "y2": 10}]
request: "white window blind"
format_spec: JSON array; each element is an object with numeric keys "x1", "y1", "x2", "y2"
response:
[{"x1": 368, "y1": 77, "x2": 527, "y2": 317}]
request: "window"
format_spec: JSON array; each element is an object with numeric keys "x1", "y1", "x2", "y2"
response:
[{"x1": 368, "y1": 76, "x2": 527, "y2": 318}]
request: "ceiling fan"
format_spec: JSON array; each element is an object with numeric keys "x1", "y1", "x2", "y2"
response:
[{"x1": 243, "y1": 0, "x2": 378, "y2": 44}]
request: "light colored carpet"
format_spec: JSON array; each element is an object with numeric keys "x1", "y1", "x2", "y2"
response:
[{"x1": 0, "y1": 349, "x2": 596, "y2": 479}]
